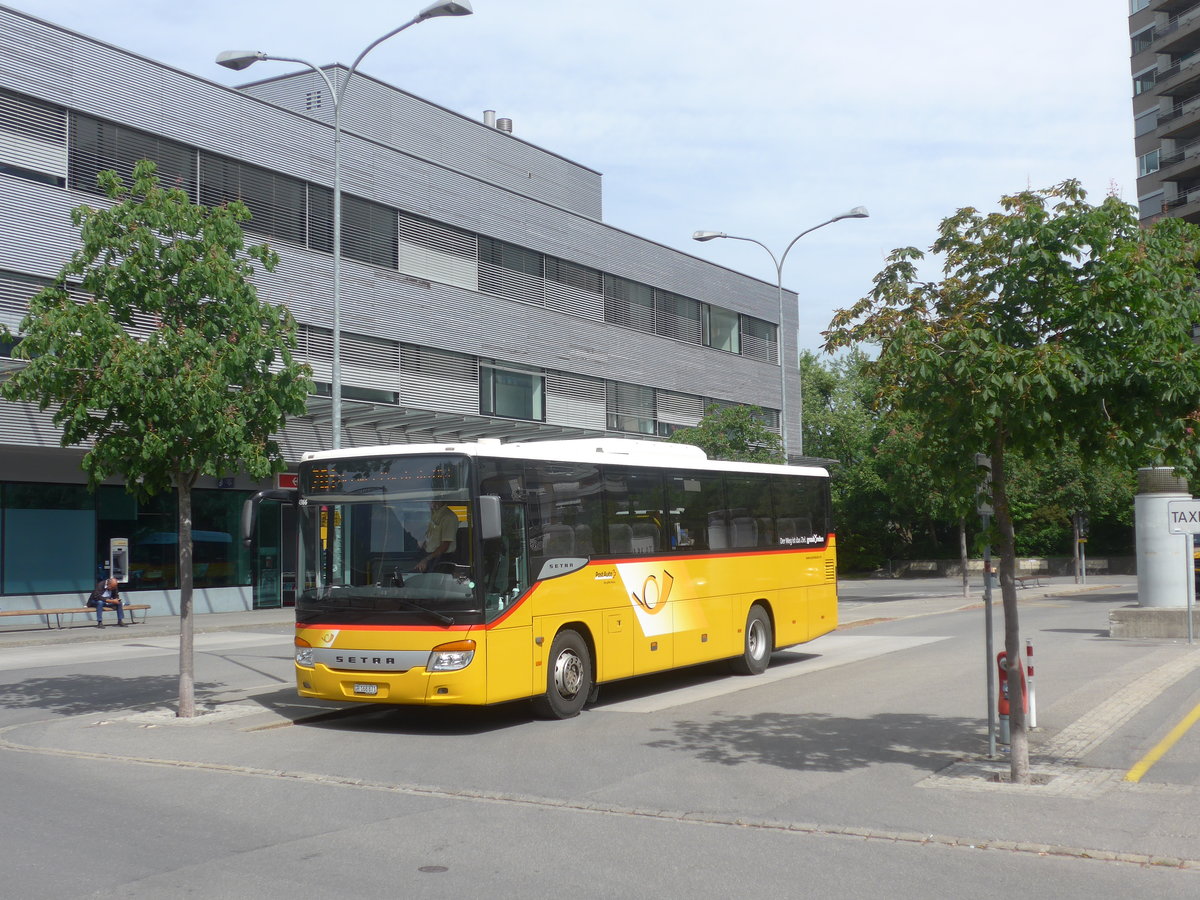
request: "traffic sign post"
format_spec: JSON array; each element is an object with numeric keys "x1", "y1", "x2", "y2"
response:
[{"x1": 1165, "y1": 501, "x2": 1198, "y2": 645}]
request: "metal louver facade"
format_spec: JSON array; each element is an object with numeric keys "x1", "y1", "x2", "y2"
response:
[{"x1": 0, "y1": 7, "x2": 804, "y2": 469}]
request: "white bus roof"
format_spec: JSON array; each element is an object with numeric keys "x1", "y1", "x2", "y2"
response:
[{"x1": 300, "y1": 438, "x2": 828, "y2": 478}]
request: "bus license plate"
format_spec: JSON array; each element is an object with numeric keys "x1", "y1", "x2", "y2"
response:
[{"x1": 353, "y1": 683, "x2": 379, "y2": 695}]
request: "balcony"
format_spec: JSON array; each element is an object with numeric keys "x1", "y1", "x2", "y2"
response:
[
  {"x1": 1153, "y1": 0, "x2": 1198, "y2": 13},
  {"x1": 1152, "y1": 2, "x2": 1200, "y2": 55},
  {"x1": 1160, "y1": 189, "x2": 1200, "y2": 224},
  {"x1": 1156, "y1": 89, "x2": 1200, "y2": 139},
  {"x1": 1158, "y1": 138, "x2": 1200, "y2": 181},
  {"x1": 1151, "y1": 50, "x2": 1200, "y2": 96}
]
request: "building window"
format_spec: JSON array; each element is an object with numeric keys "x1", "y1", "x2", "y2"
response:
[
  {"x1": 1130, "y1": 0, "x2": 1151, "y2": 12},
  {"x1": 0, "y1": 89, "x2": 67, "y2": 187},
  {"x1": 740, "y1": 315, "x2": 778, "y2": 363},
  {"x1": 70, "y1": 114, "x2": 195, "y2": 198},
  {"x1": 1131, "y1": 26, "x2": 1155, "y2": 56},
  {"x1": 2, "y1": 483, "x2": 95, "y2": 594},
  {"x1": 479, "y1": 236, "x2": 543, "y2": 277},
  {"x1": 341, "y1": 194, "x2": 398, "y2": 269},
  {"x1": 1134, "y1": 67, "x2": 1157, "y2": 96},
  {"x1": 198, "y1": 153, "x2": 305, "y2": 245},
  {"x1": 478, "y1": 236, "x2": 544, "y2": 305},
  {"x1": 603, "y1": 274, "x2": 655, "y2": 332},
  {"x1": 480, "y1": 361, "x2": 545, "y2": 421},
  {"x1": 704, "y1": 305, "x2": 741, "y2": 353},
  {"x1": 1138, "y1": 190, "x2": 1166, "y2": 218},
  {"x1": 655, "y1": 290, "x2": 703, "y2": 344},
  {"x1": 606, "y1": 381, "x2": 656, "y2": 434},
  {"x1": 1139, "y1": 148, "x2": 1161, "y2": 176},
  {"x1": 1135, "y1": 106, "x2": 1160, "y2": 137}
]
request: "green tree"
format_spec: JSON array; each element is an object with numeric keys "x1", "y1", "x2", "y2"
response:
[
  {"x1": 801, "y1": 350, "x2": 889, "y2": 568},
  {"x1": 825, "y1": 181, "x2": 1200, "y2": 782},
  {"x1": 1, "y1": 161, "x2": 312, "y2": 717},
  {"x1": 668, "y1": 404, "x2": 785, "y2": 463}
]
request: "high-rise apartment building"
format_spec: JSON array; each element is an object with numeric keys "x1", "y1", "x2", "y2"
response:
[{"x1": 1130, "y1": 0, "x2": 1200, "y2": 223}]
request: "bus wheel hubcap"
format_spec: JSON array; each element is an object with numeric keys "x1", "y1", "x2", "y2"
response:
[
  {"x1": 748, "y1": 620, "x2": 764, "y2": 658},
  {"x1": 554, "y1": 650, "x2": 584, "y2": 698}
]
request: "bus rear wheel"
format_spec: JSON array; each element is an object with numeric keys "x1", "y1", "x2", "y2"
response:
[
  {"x1": 532, "y1": 629, "x2": 593, "y2": 719},
  {"x1": 731, "y1": 605, "x2": 773, "y2": 675}
]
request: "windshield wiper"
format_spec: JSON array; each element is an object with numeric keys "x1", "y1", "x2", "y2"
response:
[{"x1": 391, "y1": 598, "x2": 455, "y2": 626}]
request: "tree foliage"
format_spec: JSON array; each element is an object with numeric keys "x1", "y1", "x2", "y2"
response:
[
  {"x1": 668, "y1": 404, "x2": 785, "y2": 464},
  {"x1": 824, "y1": 181, "x2": 1200, "y2": 781},
  {"x1": 1, "y1": 160, "x2": 312, "y2": 716}
]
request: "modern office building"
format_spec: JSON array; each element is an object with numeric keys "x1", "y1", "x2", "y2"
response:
[
  {"x1": 0, "y1": 6, "x2": 798, "y2": 615},
  {"x1": 1129, "y1": 0, "x2": 1200, "y2": 223}
]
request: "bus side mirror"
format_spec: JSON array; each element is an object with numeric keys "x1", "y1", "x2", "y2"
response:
[
  {"x1": 479, "y1": 494, "x2": 502, "y2": 541},
  {"x1": 241, "y1": 488, "x2": 298, "y2": 547}
]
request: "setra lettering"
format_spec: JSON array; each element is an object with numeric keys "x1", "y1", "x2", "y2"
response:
[{"x1": 335, "y1": 655, "x2": 396, "y2": 666}]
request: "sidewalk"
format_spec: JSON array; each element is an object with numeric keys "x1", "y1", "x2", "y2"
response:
[
  {"x1": 0, "y1": 574, "x2": 1140, "y2": 648},
  {"x1": 0, "y1": 605, "x2": 296, "y2": 649},
  {"x1": 836, "y1": 574, "x2": 1139, "y2": 628}
]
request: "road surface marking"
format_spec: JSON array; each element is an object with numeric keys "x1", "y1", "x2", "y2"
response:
[{"x1": 1124, "y1": 700, "x2": 1200, "y2": 783}]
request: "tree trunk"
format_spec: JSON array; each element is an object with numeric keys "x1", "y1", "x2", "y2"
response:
[
  {"x1": 991, "y1": 435, "x2": 1030, "y2": 784},
  {"x1": 959, "y1": 518, "x2": 969, "y2": 599},
  {"x1": 177, "y1": 476, "x2": 195, "y2": 718}
]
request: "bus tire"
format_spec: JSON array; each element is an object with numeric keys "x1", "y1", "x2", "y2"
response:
[
  {"x1": 532, "y1": 629, "x2": 593, "y2": 719},
  {"x1": 731, "y1": 605, "x2": 773, "y2": 676}
]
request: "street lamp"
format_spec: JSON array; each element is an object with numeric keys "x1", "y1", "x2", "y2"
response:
[
  {"x1": 692, "y1": 206, "x2": 868, "y2": 460},
  {"x1": 217, "y1": 0, "x2": 474, "y2": 450}
]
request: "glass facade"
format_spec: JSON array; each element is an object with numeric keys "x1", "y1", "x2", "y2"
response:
[{"x1": 0, "y1": 482, "x2": 253, "y2": 596}]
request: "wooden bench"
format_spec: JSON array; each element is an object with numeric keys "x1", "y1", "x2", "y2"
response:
[
  {"x1": 1015, "y1": 575, "x2": 1045, "y2": 589},
  {"x1": 0, "y1": 604, "x2": 151, "y2": 629}
]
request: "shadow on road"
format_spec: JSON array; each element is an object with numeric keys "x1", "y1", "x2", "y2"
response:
[
  {"x1": 0, "y1": 674, "x2": 225, "y2": 716},
  {"x1": 646, "y1": 711, "x2": 977, "y2": 774}
]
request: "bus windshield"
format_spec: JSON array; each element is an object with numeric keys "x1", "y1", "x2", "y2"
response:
[{"x1": 297, "y1": 455, "x2": 482, "y2": 626}]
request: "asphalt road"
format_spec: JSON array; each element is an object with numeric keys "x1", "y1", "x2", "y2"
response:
[{"x1": 1, "y1": 582, "x2": 1197, "y2": 898}]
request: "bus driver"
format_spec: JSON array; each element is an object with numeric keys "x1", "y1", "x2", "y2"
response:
[{"x1": 414, "y1": 500, "x2": 458, "y2": 572}]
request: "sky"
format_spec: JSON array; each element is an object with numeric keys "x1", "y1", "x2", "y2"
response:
[{"x1": 9, "y1": 0, "x2": 1136, "y2": 352}]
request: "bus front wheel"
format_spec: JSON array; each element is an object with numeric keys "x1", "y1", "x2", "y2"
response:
[
  {"x1": 532, "y1": 629, "x2": 593, "y2": 719},
  {"x1": 731, "y1": 605, "x2": 773, "y2": 675}
]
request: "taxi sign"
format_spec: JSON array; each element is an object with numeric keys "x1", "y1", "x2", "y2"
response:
[{"x1": 1167, "y1": 499, "x2": 1200, "y2": 534}]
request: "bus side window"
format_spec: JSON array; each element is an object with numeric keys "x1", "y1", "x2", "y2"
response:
[
  {"x1": 726, "y1": 474, "x2": 773, "y2": 549},
  {"x1": 668, "y1": 472, "x2": 725, "y2": 551},
  {"x1": 603, "y1": 468, "x2": 666, "y2": 556}
]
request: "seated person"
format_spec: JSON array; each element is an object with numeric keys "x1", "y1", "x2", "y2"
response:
[
  {"x1": 414, "y1": 500, "x2": 458, "y2": 573},
  {"x1": 88, "y1": 577, "x2": 127, "y2": 627}
]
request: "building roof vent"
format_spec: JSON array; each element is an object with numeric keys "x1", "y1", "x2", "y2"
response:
[
  {"x1": 483, "y1": 109, "x2": 496, "y2": 128},
  {"x1": 497, "y1": 117, "x2": 512, "y2": 133}
]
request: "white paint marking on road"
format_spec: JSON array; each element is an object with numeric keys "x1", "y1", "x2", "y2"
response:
[
  {"x1": 0, "y1": 632, "x2": 290, "y2": 673},
  {"x1": 597, "y1": 634, "x2": 949, "y2": 713}
]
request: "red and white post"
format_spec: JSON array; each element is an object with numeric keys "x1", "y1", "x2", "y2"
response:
[{"x1": 1025, "y1": 639, "x2": 1037, "y2": 729}]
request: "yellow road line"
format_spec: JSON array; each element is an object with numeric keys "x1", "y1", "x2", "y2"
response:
[{"x1": 1123, "y1": 700, "x2": 1200, "y2": 783}]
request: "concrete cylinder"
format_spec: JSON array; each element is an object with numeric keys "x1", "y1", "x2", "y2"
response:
[{"x1": 1135, "y1": 467, "x2": 1191, "y2": 608}]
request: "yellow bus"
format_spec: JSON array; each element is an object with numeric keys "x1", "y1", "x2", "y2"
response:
[{"x1": 282, "y1": 438, "x2": 836, "y2": 718}]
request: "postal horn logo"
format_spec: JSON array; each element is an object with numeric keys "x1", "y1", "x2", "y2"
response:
[{"x1": 631, "y1": 570, "x2": 673, "y2": 614}]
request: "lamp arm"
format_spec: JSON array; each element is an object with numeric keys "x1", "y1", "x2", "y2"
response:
[
  {"x1": 257, "y1": 55, "x2": 339, "y2": 105},
  {"x1": 717, "y1": 234, "x2": 782, "y2": 283},
  {"x1": 778, "y1": 216, "x2": 839, "y2": 272},
  {"x1": 341, "y1": 15, "x2": 423, "y2": 105}
]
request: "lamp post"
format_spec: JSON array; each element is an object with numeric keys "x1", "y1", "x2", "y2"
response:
[
  {"x1": 217, "y1": 1, "x2": 474, "y2": 450},
  {"x1": 692, "y1": 206, "x2": 868, "y2": 460}
]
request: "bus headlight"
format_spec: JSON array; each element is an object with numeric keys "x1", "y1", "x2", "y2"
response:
[
  {"x1": 295, "y1": 637, "x2": 314, "y2": 667},
  {"x1": 427, "y1": 640, "x2": 476, "y2": 672}
]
